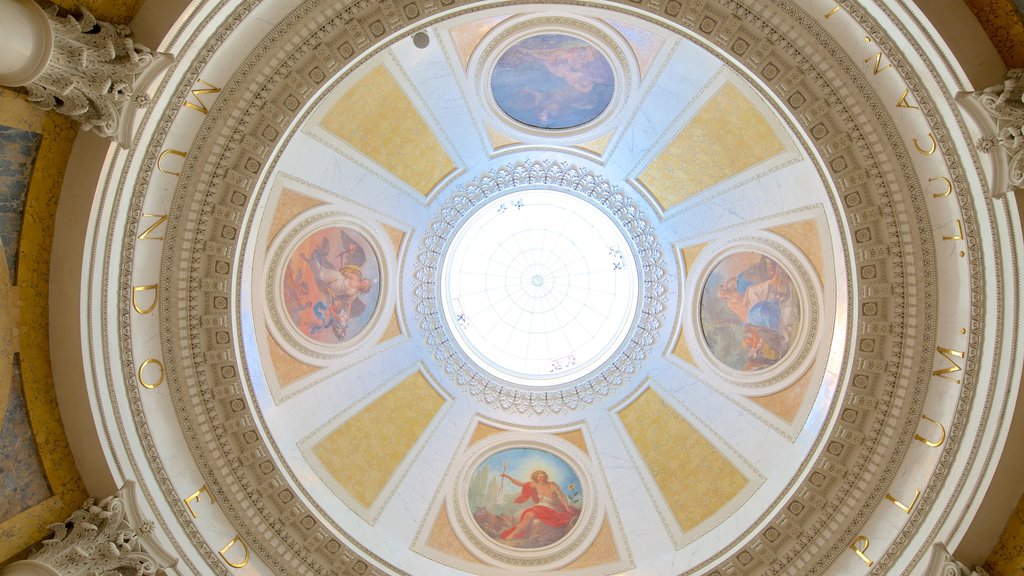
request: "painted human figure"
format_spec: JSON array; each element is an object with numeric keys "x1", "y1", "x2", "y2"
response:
[
  {"x1": 499, "y1": 470, "x2": 578, "y2": 541},
  {"x1": 302, "y1": 235, "x2": 371, "y2": 341}
]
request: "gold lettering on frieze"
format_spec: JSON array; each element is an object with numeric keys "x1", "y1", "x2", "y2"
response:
[
  {"x1": 183, "y1": 79, "x2": 221, "y2": 115},
  {"x1": 137, "y1": 213, "x2": 168, "y2": 240},
  {"x1": 824, "y1": 4, "x2": 842, "y2": 18},
  {"x1": 131, "y1": 284, "x2": 159, "y2": 314},
  {"x1": 896, "y1": 88, "x2": 919, "y2": 110},
  {"x1": 219, "y1": 535, "x2": 250, "y2": 569},
  {"x1": 137, "y1": 358, "x2": 164, "y2": 389},
  {"x1": 885, "y1": 488, "x2": 922, "y2": 514},
  {"x1": 157, "y1": 149, "x2": 187, "y2": 176},
  {"x1": 863, "y1": 38, "x2": 892, "y2": 75},
  {"x1": 933, "y1": 346, "x2": 965, "y2": 384},
  {"x1": 865, "y1": 51, "x2": 893, "y2": 75},
  {"x1": 943, "y1": 220, "x2": 964, "y2": 241},
  {"x1": 914, "y1": 133, "x2": 937, "y2": 156},
  {"x1": 184, "y1": 485, "x2": 214, "y2": 518},
  {"x1": 915, "y1": 414, "x2": 947, "y2": 447},
  {"x1": 850, "y1": 535, "x2": 874, "y2": 567},
  {"x1": 929, "y1": 176, "x2": 953, "y2": 198}
]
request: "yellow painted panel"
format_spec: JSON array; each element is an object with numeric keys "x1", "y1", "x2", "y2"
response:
[
  {"x1": 680, "y1": 243, "x2": 708, "y2": 274},
  {"x1": 382, "y1": 223, "x2": 406, "y2": 259},
  {"x1": 314, "y1": 371, "x2": 444, "y2": 508},
  {"x1": 321, "y1": 67, "x2": 455, "y2": 196},
  {"x1": 555, "y1": 429, "x2": 589, "y2": 455},
  {"x1": 426, "y1": 505, "x2": 485, "y2": 564},
  {"x1": 268, "y1": 188, "x2": 325, "y2": 245},
  {"x1": 671, "y1": 334, "x2": 695, "y2": 366},
  {"x1": 449, "y1": 16, "x2": 509, "y2": 69},
  {"x1": 377, "y1": 309, "x2": 403, "y2": 344},
  {"x1": 266, "y1": 332, "x2": 319, "y2": 387},
  {"x1": 751, "y1": 369, "x2": 813, "y2": 423},
  {"x1": 769, "y1": 219, "x2": 824, "y2": 281},
  {"x1": 485, "y1": 124, "x2": 520, "y2": 150},
  {"x1": 468, "y1": 422, "x2": 505, "y2": 447},
  {"x1": 638, "y1": 82, "x2": 785, "y2": 211},
  {"x1": 575, "y1": 131, "x2": 614, "y2": 156},
  {"x1": 619, "y1": 388, "x2": 747, "y2": 532},
  {"x1": 564, "y1": 517, "x2": 621, "y2": 569}
]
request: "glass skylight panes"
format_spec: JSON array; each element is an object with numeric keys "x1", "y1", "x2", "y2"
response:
[{"x1": 441, "y1": 190, "x2": 639, "y2": 387}]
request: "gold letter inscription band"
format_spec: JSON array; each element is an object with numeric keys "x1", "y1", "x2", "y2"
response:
[
  {"x1": 219, "y1": 535, "x2": 250, "y2": 569},
  {"x1": 885, "y1": 488, "x2": 921, "y2": 514},
  {"x1": 914, "y1": 414, "x2": 946, "y2": 447},
  {"x1": 850, "y1": 535, "x2": 874, "y2": 567},
  {"x1": 929, "y1": 176, "x2": 952, "y2": 198},
  {"x1": 132, "y1": 284, "x2": 159, "y2": 315},
  {"x1": 157, "y1": 149, "x2": 187, "y2": 176},
  {"x1": 138, "y1": 358, "x2": 165, "y2": 389},
  {"x1": 138, "y1": 213, "x2": 168, "y2": 240},
  {"x1": 184, "y1": 485, "x2": 214, "y2": 518}
]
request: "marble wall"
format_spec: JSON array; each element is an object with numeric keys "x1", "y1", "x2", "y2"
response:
[
  {"x1": 963, "y1": 0, "x2": 1024, "y2": 67},
  {"x1": 0, "y1": 88, "x2": 88, "y2": 563},
  {"x1": 985, "y1": 492, "x2": 1024, "y2": 575},
  {"x1": 0, "y1": 127, "x2": 39, "y2": 281},
  {"x1": 0, "y1": 355, "x2": 52, "y2": 522}
]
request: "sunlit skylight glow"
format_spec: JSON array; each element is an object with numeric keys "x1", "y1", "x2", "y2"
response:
[{"x1": 441, "y1": 190, "x2": 640, "y2": 387}]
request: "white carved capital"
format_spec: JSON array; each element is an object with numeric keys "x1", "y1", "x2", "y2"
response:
[
  {"x1": 0, "y1": 0, "x2": 172, "y2": 148},
  {"x1": 969, "y1": 68, "x2": 1024, "y2": 199},
  {"x1": 924, "y1": 543, "x2": 991, "y2": 576},
  {"x1": 1, "y1": 482, "x2": 176, "y2": 576}
]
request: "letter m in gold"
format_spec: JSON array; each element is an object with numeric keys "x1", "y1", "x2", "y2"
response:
[
  {"x1": 933, "y1": 346, "x2": 965, "y2": 384},
  {"x1": 183, "y1": 79, "x2": 221, "y2": 115}
]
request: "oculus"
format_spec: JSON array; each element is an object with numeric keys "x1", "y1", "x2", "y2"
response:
[
  {"x1": 440, "y1": 189, "x2": 639, "y2": 388},
  {"x1": 699, "y1": 252, "x2": 800, "y2": 372},
  {"x1": 282, "y1": 225, "x2": 382, "y2": 345},
  {"x1": 415, "y1": 160, "x2": 667, "y2": 415},
  {"x1": 490, "y1": 33, "x2": 614, "y2": 130}
]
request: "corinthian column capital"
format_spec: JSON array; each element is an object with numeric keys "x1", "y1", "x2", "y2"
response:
[
  {"x1": 969, "y1": 68, "x2": 1024, "y2": 200},
  {"x1": 0, "y1": 0, "x2": 173, "y2": 147},
  {"x1": 1, "y1": 482, "x2": 176, "y2": 576},
  {"x1": 925, "y1": 543, "x2": 990, "y2": 576}
]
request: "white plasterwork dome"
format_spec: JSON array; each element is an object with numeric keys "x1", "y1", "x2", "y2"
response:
[{"x1": 48, "y1": 1, "x2": 1024, "y2": 576}]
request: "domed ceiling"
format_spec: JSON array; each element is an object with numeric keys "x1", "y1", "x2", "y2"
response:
[{"x1": 69, "y1": 0, "x2": 1023, "y2": 575}]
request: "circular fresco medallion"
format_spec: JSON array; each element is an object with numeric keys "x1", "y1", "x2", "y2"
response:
[
  {"x1": 440, "y1": 188, "x2": 640, "y2": 387},
  {"x1": 490, "y1": 33, "x2": 614, "y2": 130},
  {"x1": 282, "y1": 225, "x2": 382, "y2": 345},
  {"x1": 699, "y1": 252, "x2": 801, "y2": 372},
  {"x1": 467, "y1": 447, "x2": 583, "y2": 549}
]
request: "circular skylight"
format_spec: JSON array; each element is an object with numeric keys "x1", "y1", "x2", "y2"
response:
[{"x1": 440, "y1": 189, "x2": 639, "y2": 387}]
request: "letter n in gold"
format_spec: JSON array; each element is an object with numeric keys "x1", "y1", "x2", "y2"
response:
[
  {"x1": 183, "y1": 79, "x2": 221, "y2": 115},
  {"x1": 138, "y1": 214, "x2": 168, "y2": 241}
]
